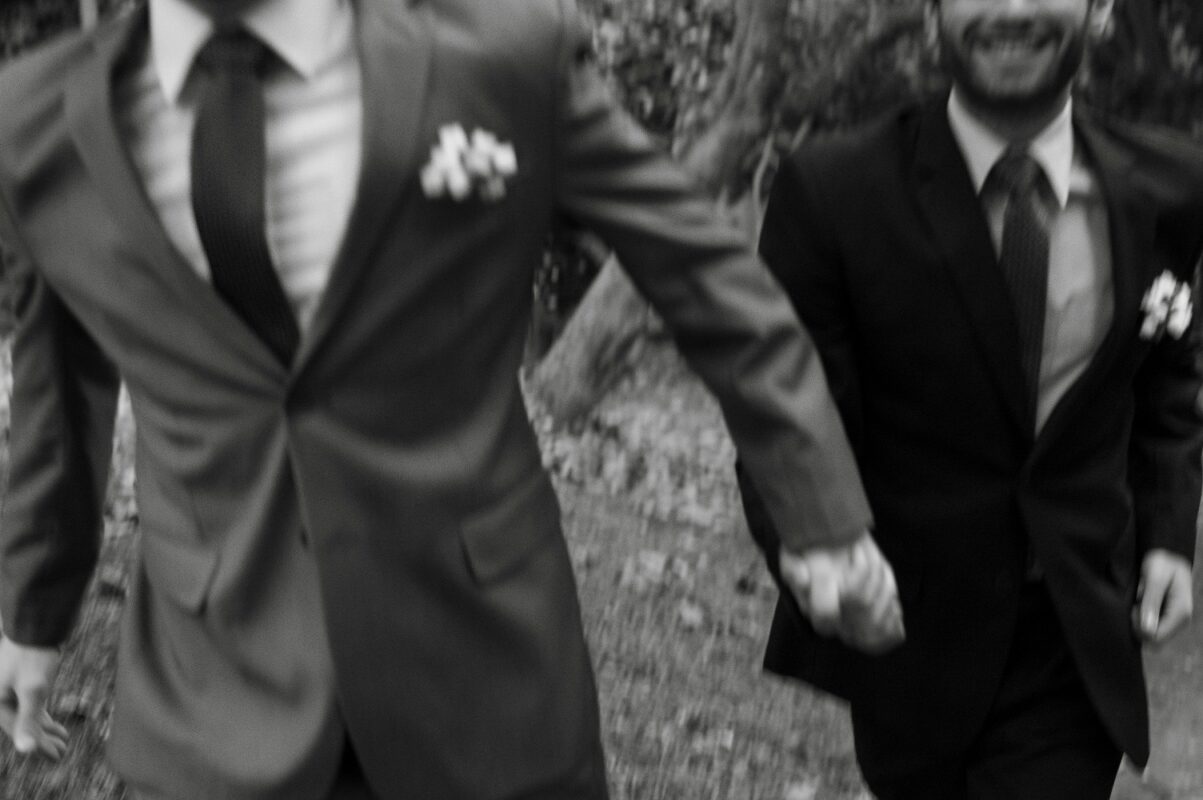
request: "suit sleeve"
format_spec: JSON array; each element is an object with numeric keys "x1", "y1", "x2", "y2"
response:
[
  {"x1": 551, "y1": 0, "x2": 870, "y2": 552},
  {"x1": 0, "y1": 187, "x2": 119, "y2": 647},
  {"x1": 738, "y1": 154, "x2": 866, "y2": 567},
  {"x1": 1129, "y1": 243, "x2": 1203, "y2": 565}
]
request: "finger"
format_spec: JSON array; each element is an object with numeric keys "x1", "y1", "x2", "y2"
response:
[
  {"x1": 872, "y1": 591, "x2": 906, "y2": 645},
  {"x1": 843, "y1": 607, "x2": 903, "y2": 654},
  {"x1": 1137, "y1": 568, "x2": 1170, "y2": 641},
  {"x1": 39, "y1": 710, "x2": 68, "y2": 742},
  {"x1": 44, "y1": 727, "x2": 67, "y2": 761},
  {"x1": 842, "y1": 555, "x2": 903, "y2": 646},
  {"x1": 36, "y1": 709, "x2": 69, "y2": 761},
  {"x1": 867, "y1": 591, "x2": 905, "y2": 647},
  {"x1": 886, "y1": 568, "x2": 904, "y2": 627},
  {"x1": 43, "y1": 739, "x2": 66, "y2": 762},
  {"x1": 870, "y1": 576, "x2": 897, "y2": 625},
  {"x1": 870, "y1": 558, "x2": 903, "y2": 622},
  {"x1": 32, "y1": 728, "x2": 66, "y2": 762},
  {"x1": 779, "y1": 554, "x2": 813, "y2": 616},
  {"x1": 851, "y1": 550, "x2": 885, "y2": 609},
  {"x1": 858, "y1": 539, "x2": 897, "y2": 603},
  {"x1": 808, "y1": 568, "x2": 843, "y2": 636},
  {"x1": 1154, "y1": 577, "x2": 1193, "y2": 644}
]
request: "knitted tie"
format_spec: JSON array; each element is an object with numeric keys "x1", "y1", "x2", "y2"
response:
[
  {"x1": 991, "y1": 147, "x2": 1050, "y2": 414},
  {"x1": 191, "y1": 29, "x2": 299, "y2": 365}
]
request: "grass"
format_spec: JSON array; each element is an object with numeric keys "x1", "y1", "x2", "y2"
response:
[
  {"x1": 0, "y1": 339, "x2": 870, "y2": 799},
  {"x1": 0, "y1": 340, "x2": 1199, "y2": 799}
]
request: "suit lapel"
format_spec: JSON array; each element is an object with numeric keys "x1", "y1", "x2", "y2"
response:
[
  {"x1": 63, "y1": 4, "x2": 285, "y2": 378},
  {"x1": 292, "y1": 0, "x2": 433, "y2": 374},
  {"x1": 1034, "y1": 115, "x2": 1155, "y2": 449},
  {"x1": 912, "y1": 99, "x2": 1032, "y2": 440}
]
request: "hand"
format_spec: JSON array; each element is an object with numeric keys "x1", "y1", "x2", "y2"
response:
[
  {"x1": 779, "y1": 532, "x2": 906, "y2": 654},
  {"x1": 1132, "y1": 549, "x2": 1193, "y2": 647},
  {"x1": 0, "y1": 636, "x2": 67, "y2": 760},
  {"x1": 838, "y1": 536, "x2": 907, "y2": 653}
]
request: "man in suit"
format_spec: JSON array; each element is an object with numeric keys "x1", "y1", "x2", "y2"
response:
[
  {"x1": 0, "y1": 0, "x2": 904, "y2": 797},
  {"x1": 741, "y1": 0, "x2": 1203, "y2": 797}
]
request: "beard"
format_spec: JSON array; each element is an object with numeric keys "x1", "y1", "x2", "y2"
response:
[{"x1": 937, "y1": 20, "x2": 1088, "y2": 118}]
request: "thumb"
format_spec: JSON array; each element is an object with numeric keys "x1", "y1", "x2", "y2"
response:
[
  {"x1": 808, "y1": 566, "x2": 842, "y2": 635},
  {"x1": 778, "y1": 548, "x2": 813, "y2": 615},
  {"x1": 13, "y1": 682, "x2": 48, "y2": 754}
]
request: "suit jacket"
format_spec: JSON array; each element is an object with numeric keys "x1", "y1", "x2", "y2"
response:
[
  {"x1": 0, "y1": 0, "x2": 873, "y2": 797},
  {"x1": 741, "y1": 96, "x2": 1203, "y2": 778}
]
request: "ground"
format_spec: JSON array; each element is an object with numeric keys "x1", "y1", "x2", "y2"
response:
[{"x1": 0, "y1": 339, "x2": 1199, "y2": 799}]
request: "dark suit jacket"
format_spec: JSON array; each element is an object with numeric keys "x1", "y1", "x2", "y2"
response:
[
  {"x1": 0, "y1": 0, "x2": 874, "y2": 798},
  {"x1": 741, "y1": 96, "x2": 1203, "y2": 777}
]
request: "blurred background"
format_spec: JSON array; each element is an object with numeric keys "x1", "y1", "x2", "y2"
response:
[{"x1": 0, "y1": 0, "x2": 1200, "y2": 798}]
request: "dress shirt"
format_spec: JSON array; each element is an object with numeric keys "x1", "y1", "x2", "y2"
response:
[
  {"x1": 117, "y1": 0, "x2": 362, "y2": 333},
  {"x1": 948, "y1": 89, "x2": 1114, "y2": 433}
]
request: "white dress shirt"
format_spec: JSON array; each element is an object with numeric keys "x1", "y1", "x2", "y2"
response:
[
  {"x1": 117, "y1": 0, "x2": 362, "y2": 333},
  {"x1": 948, "y1": 89, "x2": 1114, "y2": 432}
]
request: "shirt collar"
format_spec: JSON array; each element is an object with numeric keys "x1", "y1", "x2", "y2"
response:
[
  {"x1": 947, "y1": 88, "x2": 1075, "y2": 209},
  {"x1": 150, "y1": 0, "x2": 350, "y2": 105}
]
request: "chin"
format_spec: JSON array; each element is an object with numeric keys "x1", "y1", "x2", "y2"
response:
[{"x1": 944, "y1": 52, "x2": 1083, "y2": 121}]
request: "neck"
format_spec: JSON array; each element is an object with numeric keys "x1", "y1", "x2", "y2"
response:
[
  {"x1": 953, "y1": 86, "x2": 1072, "y2": 144},
  {"x1": 182, "y1": 0, "x2": 269, "y2": 19}
]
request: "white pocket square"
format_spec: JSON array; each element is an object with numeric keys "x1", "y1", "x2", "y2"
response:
[{"x1": 420, "y1": 124, "x2": 517, "y2": 202}]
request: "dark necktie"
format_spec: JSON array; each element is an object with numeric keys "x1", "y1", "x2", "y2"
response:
[
  {"x1": 991, "y1": 147, "x2": 1050, "y2": 415},
  {"x1": 191, "y1": 28, "x2": 299, "y2": 365}
]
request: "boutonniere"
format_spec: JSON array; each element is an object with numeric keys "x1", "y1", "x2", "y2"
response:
[
  {"x1": 419, "y1": 124, "x2": 517, "y2": 202},
  {"x1": 1140, "y1": 269, "x2": 1193, "y2": 341}
]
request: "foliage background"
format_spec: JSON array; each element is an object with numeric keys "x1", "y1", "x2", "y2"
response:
[
  {"x1": 0, "y1": 1, "x2": 1201, "y2": 799},
  {"x1": 537, "y1": 0, "x2": 1203, "y2": 325}
]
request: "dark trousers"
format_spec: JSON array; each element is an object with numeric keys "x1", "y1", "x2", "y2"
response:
[
  {"x1": 855, "y1": 583, "x2": 1122, "y2": 800},
  {"x1": 136, "y1": 735, "x2": 607, "y2": 799},
  {"x1": 329, "y1": 737, "x2": 610, "y2": 800}
]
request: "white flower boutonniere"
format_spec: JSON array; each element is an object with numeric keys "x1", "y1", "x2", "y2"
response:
[
  {"x1": 1140, "y1": 269, "x2": 1193, "y2": 341},
  {"x1": 420, "y1": 124, "x2": 518, "y2": 202}
]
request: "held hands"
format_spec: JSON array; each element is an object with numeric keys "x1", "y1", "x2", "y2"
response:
[
  {"x1": 0, "y1": 637, "x2": 67, "y2": 761},
  {"x1": 1132, "y1": 549, "x2": 1193, "y2": 647},
  {"x1": 779, "y1": 532, "x2": 905, "y2": 655}
]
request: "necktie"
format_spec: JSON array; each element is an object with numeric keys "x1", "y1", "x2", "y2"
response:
[
  {"x1": 191, "y1": 28, "x2": 299, "y2": 365},
  {"x1": 991, "y1": 147, "x2": 1050, "y2": 415}
]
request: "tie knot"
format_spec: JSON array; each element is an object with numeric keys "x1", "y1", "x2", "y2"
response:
[
  {"x1": 196, "y1": 28, "x2": 272, "y2": 75},
  {"x1": 990, "y1": 147, "x2": 1044, "y2": 196}
]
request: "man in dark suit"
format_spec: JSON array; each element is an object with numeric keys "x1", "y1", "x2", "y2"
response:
[
  {"x1": 741, "y1": 0, "x2": 1203, "y2": 797},
  {"x1": 0, "y1": 0, "x2": 903, "y2": 797}
]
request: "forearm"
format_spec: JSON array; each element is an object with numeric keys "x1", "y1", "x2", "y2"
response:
[
  {"x1": 552, "y1": 6, "x2": 870, "y2": 550},
  {"x1": 0, "y1": 195, "x2": 119, "y2": 646}
]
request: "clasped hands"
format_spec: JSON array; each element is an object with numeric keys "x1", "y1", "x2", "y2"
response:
[
  {"x1": 779, "y1": 532, "x2": 906, "y2": 654},
  {"x1": 779, "y1": 538, "x2": 1195, "y2": 655}
]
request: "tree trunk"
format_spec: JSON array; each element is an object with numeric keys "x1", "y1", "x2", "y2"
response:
[
  {"x1": 526, "y1": 253, "x2": 653, "y2": 424},
  {"x1": 80, "y1": 0, "x2": 99, "y2": 29},
  {"x1": 525, "y1": 0, "x2": 790, "y2": 426}
]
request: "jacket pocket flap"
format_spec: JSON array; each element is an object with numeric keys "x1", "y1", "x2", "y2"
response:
[
  {"x1": 140, "y1": 534, "x2": 219, "y2": 613},
  {"x1": 460, "y1": 473, "x2": 561, "y2": 584}
]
